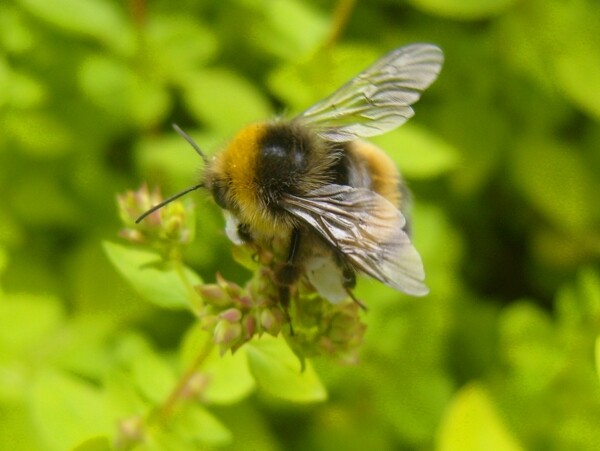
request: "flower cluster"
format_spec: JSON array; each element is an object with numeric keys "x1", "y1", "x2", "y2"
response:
[
  {"x1": 198, "y1": 243, "x2": 367, "y2": 363},
  {"x1": 197, "y1": 270, "x2": 286, "y2": 355},
  {"x1": 285, "y1": 288, "x2": 367, "y2": 364},
  {"x1": 117, "y1": 184, "x2": 195, "y2": 258},
  {"x1": 117, "y1": 186, "x2": 366, "y2": 362}
]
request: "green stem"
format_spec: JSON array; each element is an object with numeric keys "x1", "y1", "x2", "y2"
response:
[
  {"x1": 323, "y1": 0, "x2": 357, "y2": 50},
  {"x1": 174, "y1": 258, "x2": 204, "y2": 313},
  {"x1": 148, "y1": 337, "x2": 214, "y2": 425}
]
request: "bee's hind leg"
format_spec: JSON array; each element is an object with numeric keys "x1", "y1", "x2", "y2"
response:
[
  {"x1": 275, "y1": 228, "x2": 302, "y2": 334},
  {"x1": 275, "y1": 228, "x2": 302, "y2": 286},
  {"x1": 341, "y1": 266, "x2": 367, "y2": 311}
]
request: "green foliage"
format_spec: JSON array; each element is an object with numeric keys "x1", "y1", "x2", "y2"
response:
[
  {"x1": 1, "y1": 0, "x2": 599, "y2": 449},
  {"x1": 246, "y1": 336, "x2": 327, "y2": 403},
  {"x1": 103, "y1": 241, "x2": 201, "y2": 310}
]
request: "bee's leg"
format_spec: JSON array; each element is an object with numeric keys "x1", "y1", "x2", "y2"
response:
[
  {"x1": 278, "y1": 286, "x2": 294, "y2": 336},
  {"x1": 275, "y1": 228, "x2": 302, "y2": 334},
  {"x1": 275, "y1": 228, "x2": 301, "y2": 286},
  {"x1": 237, "y1": 223, "x2": 253, "y2": 243},
  {"x1": 341, "y1": 265, "x2": 367, "y2": 311}
]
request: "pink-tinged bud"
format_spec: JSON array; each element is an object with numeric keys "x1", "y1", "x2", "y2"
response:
[
  {"x1": 219, "y1": 308, "x2": 242, "y2": 322},
  {"x1": 214, "y1": 320, "x2": 242, "y2": 346},
  {"x1": 243, "y1": 314, "x2": 256, "y2": 338},
  {"x1": 260, "y1": 309, "x2": 275, "y2": 331},
  {"x1": 196, "y1": 284, "x2": 228, "y2": 304},
  {"x1": 238, "y1": 295, "x2": 253, "y2": 308},
  {"x1": 224, "y1": 281, "x2": 242, "y2": 299},
  {"x1": 214, "y1": 274, "x2": 242, "y2": 298},
  {"x1": 260, "y1": 309, "x2": 281, "y2": 335}
]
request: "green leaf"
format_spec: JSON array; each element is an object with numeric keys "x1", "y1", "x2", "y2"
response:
[
  {"x1": 368, "y1": 365, "x2": 452, "y2": 445},
  {"x1": 267, "y1": 44, "x2": 380, "y2": 113},
  {"x1": 0, "y1": 5, "x2": 36, "y2": 54},
  {"x1": 134, "y1": 130, "x2": 210, "y2": 188},
  {"x1": 578, "y1": 267, "x2": 600, "y2": 319},
  {"x1": 0, "y1": 246, "x2": 7, "y2": 275},
  {"x1": 203, "y1": 348, "x2": 256, "y2": 404},
  {"x1": 5, "y1": 112, "x2": 73, "y2": 158},
  {"x1": 511, "y1": 137, "x2": 594, "y2": 233},
  {"x1": 542, "y1": 1, "x2": 600, "y2": 121},
  {"x1": 246, "y1": 0, "x2": 328, "y2": 60},
  {"x1": 103, "y1": 241, "x2": 201, "y2": 310},
  {"x1": 78, "y1": 55, "x2": 170, "y2": 128},
  {"x1": 181, "y1": 68, "x2": 272, "y2": 135},
  {"x1": 113, "y1": 333, "x2": 176, "y2": 404},
  {"x1": 104, "y1": 369, "x2": 149, "y2": 422},
  {"x1": 6, "y1": 71, "x2": 47, "y2": 109},
  {"x1": 170, "y1": 404, "x2": 233, "y2": 447},
  {"x1": 15, "y1": 0, "x2": 133, "y2": 54},
  {"x1": 146, "y1": 15, "x2": 218, "y2": 84},
  {"x1": 71, "y1": 436, "x2": 112, "y2": 451},
  {"x1": 554, "y1": 48, "x2": 600, "y2": 122},
  {"x1": 30, "y1": 369, "x2": 110, "y2": 451},
  {"x1": 246, "y1": 335, "x2": 327, "y2": 403},
  {"x1": 596, "y1": 336, "x2": 600, "y2": 383},
  {"x1": 180, "y1": 324, "x2": 255, "y2": 404},
  {"x1": 12, "y1": 173, "x2": 82, "y2": 226},
  {"x1": 436, "y1": 384, "x2": 524, "y2": 451},
  {"x1": 498, "y1": 301, "x2": 562, "y2": 391},
  {"x1": 372, "y1": 124, "x2": 460, "y2": 179},
  {"x1": 408, "y1": 0, "x2": 517, "y2": 20},
  {"x1": 0, "y1": 401, "x2": 44, "y2": 451},
  {"x1": 0, "y1": 293, "x2": 63, "y2": 357}
]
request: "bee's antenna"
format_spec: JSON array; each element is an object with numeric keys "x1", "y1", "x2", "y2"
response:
[
  {"x1": 135, "y1": 124, "x2": 209, "y2": 224},
  {"x1": 135, "y1": 183, "x2": 204, "y2": 224},
  {"x1": 172, "y1": 123, "x2": 209, "y2": 165}
]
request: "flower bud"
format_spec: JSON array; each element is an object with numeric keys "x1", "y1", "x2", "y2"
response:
[
  {"x1": 260, "y1": 309, "x2": 281, "y2": 335},
  {"x1": 219, "y1": 308, "x2": 242, "y2": 322},
  {"x1": 214, "y1": 320, "x2": 242, "y2": 348},
  {"x1": 243, "y1": 314, "x2": 256, "y2": 339}
]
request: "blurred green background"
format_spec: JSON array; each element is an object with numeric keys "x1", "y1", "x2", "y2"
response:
[{"x1": 1, "y1": 0, "x2": 600, "y2": 449}]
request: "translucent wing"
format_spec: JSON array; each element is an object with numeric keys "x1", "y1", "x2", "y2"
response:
[
  {"x1": 296, "y1": 43, "x2": 443, "y2": 142},
  {"x1": 281, "y1": 185, "x2": 428, "y2": 296}
]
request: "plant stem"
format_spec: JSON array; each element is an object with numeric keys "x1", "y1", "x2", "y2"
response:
[
  {"x1": 129, "y1": 0, "x2": 147, "y2": 30},
  {"x1": 174, "y1": 259, "x2": 204, "y2": 313},
  {"x1": 324, "y1": 0, "x2": 357, "y2": 50},
  {"x1": 148, "y1": 337, "x2": 214, "y2": 425}
]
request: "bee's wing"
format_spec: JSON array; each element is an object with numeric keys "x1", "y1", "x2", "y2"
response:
[
  {"x1": 296, "y1": 43, "x2": 443, "y2": 143},
  {"x1": 281, "y1": 185, "x2": 428, "y2": 296}
]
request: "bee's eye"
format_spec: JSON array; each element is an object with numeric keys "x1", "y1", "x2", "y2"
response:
[{"x1": 211, "y1": 183, "x2": 229, "y2": 209}]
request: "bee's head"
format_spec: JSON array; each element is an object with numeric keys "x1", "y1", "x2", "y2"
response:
[
  {"x1": 206, "y1": 122, "x2": 305, "y2": 234},
  {"x1": 205, "y1": 123, "x2": 264, "y2": 215}
]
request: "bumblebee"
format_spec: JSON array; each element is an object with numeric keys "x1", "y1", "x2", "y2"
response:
[{"x1": 138, "y1": 43, "x2": 444, "y2": 305}]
